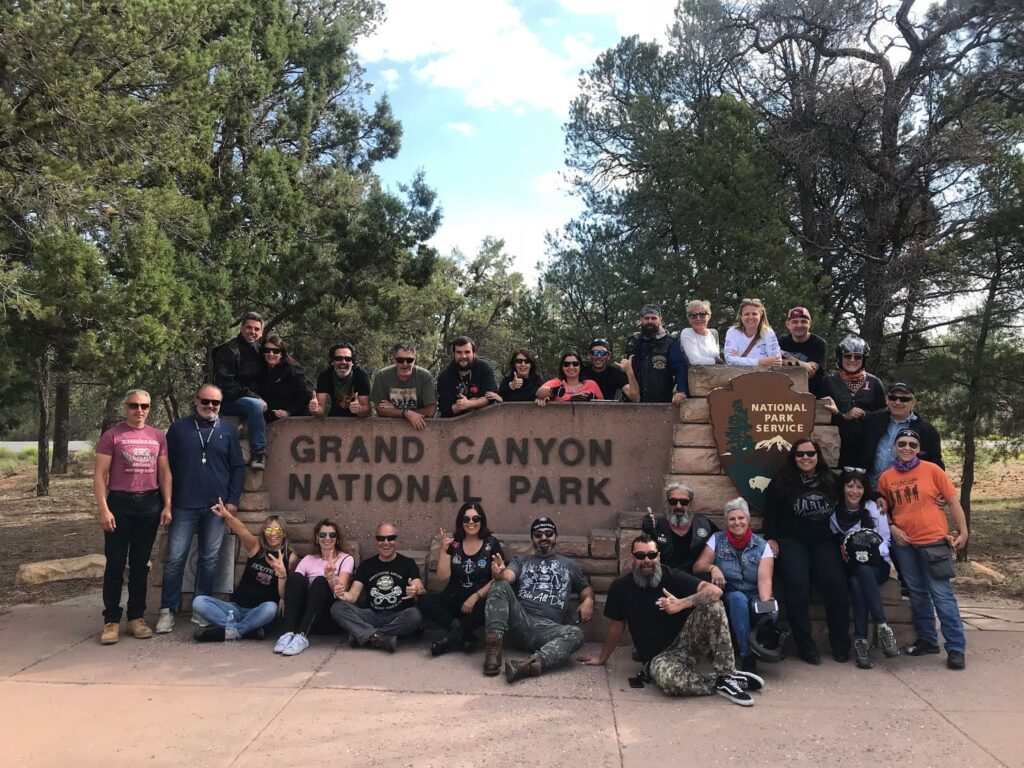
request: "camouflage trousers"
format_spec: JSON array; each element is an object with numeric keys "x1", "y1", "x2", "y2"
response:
[
  {"x1": 485, "y1": 581, "x2": 585, "y2": 671},
  {"x1": 648, "y1": 601, "x2": 737, "y2": 696}
]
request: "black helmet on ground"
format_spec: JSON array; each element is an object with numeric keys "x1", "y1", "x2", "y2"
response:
[{"x1": 749, "y1": 615, "x2": 789, "y2": 662}]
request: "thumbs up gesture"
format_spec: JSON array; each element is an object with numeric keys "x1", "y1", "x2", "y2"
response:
[{"x1": 510, "y1": 370, "x2": 522, "y2": 390}]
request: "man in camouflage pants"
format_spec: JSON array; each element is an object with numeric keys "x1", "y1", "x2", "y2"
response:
[
  {"x1": 483, "y1": 517, "x2": 595, "y2": 683},
  {"x1": 580, "y1": 534, "x2": 765, "y2": 706}
]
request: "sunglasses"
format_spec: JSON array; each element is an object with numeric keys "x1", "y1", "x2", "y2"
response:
[
  {"x1": 395, "y1": 357, "x2": 415, "y2": 365},
  {"x1": 667, "y1": 497, "x2": 691, "y2": 507},
  {"x1": 262, "y1": 347, "x2": 282, "y2": 355},
  {"x1": 317, "y1": 530, "x2": 338, "y2": 539},
  {"x1": 198, "y1": 398, "x2": 222, "y2": 407},
  {"x1": 888, "y1": 394, "x2": 913, "y2": 402},
  {"x1": 795, "y1": 450, "x2": 818, "y2": 458},
  {"x1": 264, "y1": 526, "x2": 283, "y2": 535},
  {"x1": 590, "y1": 349, "x2": 609, "y2": 357},
  {"x1": 895, "y1": 441, "x2": 920, "y2": 449},
  {"x1": 842, "y1": 353, "x2": 864, "y2": 360},
  {"x1": 375, "y1": 534, "x2": 398, "y2": 542},
  {"x1": 632, "y1": 551, "x2": 659, "y2": 561},
  {"x1": 532, "y1": 531, "x2": 554, "y2": 539},
  {"x1": 126, "y1": 402, "x2": 151, "y2": 410},
  {"x1": 462, "y1": 515, "x2": 482, "y2": 523},
  {"x1": 514, "y1": 358, "x2": 530, "y2": 364},
  {"x1": 332, "y1": 355, "x2": 352, "y2": 362},
  {"x1": 563, "y1": 360, "x2": 581, "y2": 367},
  {"x1": 688, "y1": 311, "x2": 709, "y2": 319}
]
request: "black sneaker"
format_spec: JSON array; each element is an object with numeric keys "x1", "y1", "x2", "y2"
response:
[
  {"x1": 193, "y1": 626, "x2": 226, "y2": 643},
  {"x1": 947, "y1": 650, "x2": 966, "y2": 670},
  {"x1": 832, "y1": 650, "x2": 850, "y2": 663},
  {"x1": 904, "y1": 639, "x2": 940, "y2": 656},
  {"x1": 249, "y1": 453, "x2": 266, "y2": 470},
  {"x1": 715, "y1": 676, "x2": 753, "y2": 707},
  {"x1": 731, "y1": 670, "x2": 765, "y2": 692},
  {"x1": 853, "y1": 638, "x2": 874, "y2": 670}
]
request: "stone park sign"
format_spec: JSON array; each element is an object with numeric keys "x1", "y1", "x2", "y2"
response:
[
  {"x1": 262, "y1": 402, "x2": 677, "y2": 547},
  {"x1": 707, "y1": 371, "x2": 817, "y2": 511}
]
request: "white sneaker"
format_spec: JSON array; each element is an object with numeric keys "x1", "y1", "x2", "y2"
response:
[
  {"x1": 282, "y1": 634, "x2": 310, "y2": 657},
  {"x1": 155, "y1": 609, "x2": 174, "y2": 634},
  {"x1": 191, "y1": 613, "x2": 211, "y2": 628},
  {"x1": 274, "y1": 632, "x2": 295, "y2": 653}
]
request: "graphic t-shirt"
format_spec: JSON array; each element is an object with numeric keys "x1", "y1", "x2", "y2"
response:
[
  {"x1": 370, "y1": 366, "x2": 437, "y2": 412},
  {"x1": 436, "y1": 360, "x2": 498, "y2": 417},
  {"x1": 316, "y1": 367, "x2": 371, "y2": 417},
  {"x1": 293, "y1": 551, "x2": 355, "y2": 584},
  {"x1": 95, "y1": 423, "x2": 167, "y2": 492},
  {"x1": 779, "y1": 333, "x2": 828, "y2": 397},
  {"x1": 233, "y1": 549, "x2": 290, "y2": 608},
  {"x1": 581, "y1": 364, "x2": 628, "y2": 400},
  {"x1": 354, "y1": 554, "x2": 421, "y2": 613},
  {"x1": 445, "y1": 536, "x2": 504, "y2": 594},
  {"x1": 509, "y1": 554, "x2": 589, "y2": 622},
  {"x1": 878, "y1": 462, "x2": 958, "y2": 545},
  {"x1": 604, "y1": 567, "x2": 702, "y2": 662},
  {"x1": 539, "y1": 378, "x2": 604, "y2": 402}
]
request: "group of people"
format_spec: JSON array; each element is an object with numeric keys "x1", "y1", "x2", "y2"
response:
[{"x1": 91, "y1": 299, "x2": 969, "y2": 706}]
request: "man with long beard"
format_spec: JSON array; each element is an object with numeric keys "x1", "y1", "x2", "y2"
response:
[
  {"x1": 642, "y1": 482, "x2": 719, "y2": 574},
  {"x1": 482, "y1": 517, "x2": 594, "y2": 683},
  {"x1": 579, "y1": 535, "x2": 763, "y2": 706}
]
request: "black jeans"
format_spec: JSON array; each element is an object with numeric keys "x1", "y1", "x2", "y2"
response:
[
  {"x1": 103, "y1": 490, "x2": 162, "y2": 622},
  {"x1": 777, "y1": 537, "x2": 850, "y2": 656},
  {"x1": 282, "y1": 573, "x2": 340, "y2": 635},
  {"x1": 419, "y1": 588, "x2": 486, "y2": 640}
]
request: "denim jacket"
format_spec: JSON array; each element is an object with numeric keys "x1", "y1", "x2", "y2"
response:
[{"x1": 712, "y1": 531, "x2": 766, "y2": 596}]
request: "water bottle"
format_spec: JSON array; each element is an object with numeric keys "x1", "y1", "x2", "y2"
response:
[{"x1": 226, "y1": 609, "x2": 236, "y2": 633}]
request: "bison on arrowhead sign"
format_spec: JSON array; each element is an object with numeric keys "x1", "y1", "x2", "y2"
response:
[{"x1": 707, "y1": 372, "x2": 816, "y2": 511}]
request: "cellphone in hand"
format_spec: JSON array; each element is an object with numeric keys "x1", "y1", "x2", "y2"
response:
[{"x1": 753, "y1": 598, "x2": 778, "y2": 614}]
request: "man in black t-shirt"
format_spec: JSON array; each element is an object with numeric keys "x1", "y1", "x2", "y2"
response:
[
  {"x1": 779, "y1": 306, "x2": 828, "y2": 398},
  {"x1": 315, "y1": 341, "x2": 371, "y2": 418},
  {"x1": 330, "y1": 522, "x2": 424, "y2": 651},
  {"x1": 436, "y1": 335, "x2": 500, "y2": 418},
  {"x1": 580, "y1": 535, "x2": 762, "y2": 706},
  {"x1": 581, "y1": 338, "x2": 630, "y2": 400}
]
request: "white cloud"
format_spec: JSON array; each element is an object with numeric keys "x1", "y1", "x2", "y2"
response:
[
  {"x1": 379, "y1": 68, "x2": 401, "y2": 91},
  {"x1": 556, "y1": 0, "x2": 678, "y2": 43},
  {"x1": 445, "y1": 122, "x2": 476, "y2": 136}
]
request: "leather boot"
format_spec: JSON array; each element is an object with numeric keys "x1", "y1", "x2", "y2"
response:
[
  {"x1": 431, "y1": 622, "x2": 463, "y2": 657},
  {"x1": 483, "y1": 633, "x2": 503, "y2": 676},
  {"x1": 504, "y1": 656, "x2": 542, "y2": 684}
]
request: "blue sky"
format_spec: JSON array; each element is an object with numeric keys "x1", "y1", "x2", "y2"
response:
[{"x1": 357, "y1": 0, "x2": 677, "y2": 279}]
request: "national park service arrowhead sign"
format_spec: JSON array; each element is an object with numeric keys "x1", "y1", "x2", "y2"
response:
[{"x1": 707, "y1": 372, "x2": 817, "y2": 511}]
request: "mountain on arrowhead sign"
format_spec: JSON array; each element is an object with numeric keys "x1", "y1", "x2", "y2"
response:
[{"x1": 707, "y1": 372, "x2": 817, "y2": 511}]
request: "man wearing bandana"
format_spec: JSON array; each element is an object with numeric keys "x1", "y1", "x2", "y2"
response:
[
  {"x1": 642, "y1": 482, "x2": 719, "y2": 574},
  {"x1": 622, "y1": 304, "x2": 689, "y2": 404}
]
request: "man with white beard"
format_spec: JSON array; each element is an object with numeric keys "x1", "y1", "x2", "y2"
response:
[
  {"x1": 579, "y1": 535, "x2": 763, "y2": 706},
  {"x1": 642, "y1": 482, "x2": 719, "y2": 574}
]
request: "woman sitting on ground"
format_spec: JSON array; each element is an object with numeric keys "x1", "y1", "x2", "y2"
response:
[
  {"x1": 693, "y1": 498, "x2": 775, "y2": 673},
  {"x1": 275, "y1": 518, "x2": 355, "y2": 656},
  {"x1": 258, "y1": 333, "x2": 317, "y2": 421},
  {"x1": 420, "y1": 502, "x2": 504, "y2": 656},
  {"x1": 535, "y1": 351, "x2": 603, "y2": 405},
  {"x1": 830, "y1": 468, "x2": 898, "y2": 669},
  {"x1": 192, "y1": 501, "x2": 298, "y2": 641},
  {"x1": 723, "y1": 298, "x2": 782, "y2": 366},
  {"x1": 498, "y1": 347, "x2": 543, "y2": 402},
  {"x1": 679, "y1": 299, "x2": 723, "y2": 365}
]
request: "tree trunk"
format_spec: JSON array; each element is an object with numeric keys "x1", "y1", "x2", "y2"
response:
[
  {"x1": 50, "y1": 376, "x2": 71, "y2": 475},
  {"x1": 100, "y1": 390, "x2": 121, "y2": 434},
  {"x1": 35, "y1": 350, "x2": 51, "y2": 496}
]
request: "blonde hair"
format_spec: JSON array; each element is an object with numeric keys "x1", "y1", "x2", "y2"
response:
[
  {"x1": 732, "y1": 298, "x2": 770, "y2": 340},
  {"x1": 686, "y1": 300, "x2": 711, "y2": 315}
]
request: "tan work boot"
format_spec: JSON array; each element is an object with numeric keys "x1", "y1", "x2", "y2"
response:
[
  {"x1": 129, "y1": 618, "x2": 154, "y2": 639},
  {"x1": 504, "y1": 657, "x2": 542, "y2": 684},
  {"x1": 100, "y1": 622, "x2": 120, "y2": 645},
  {"x1": 483, "y1": 633, "x2": 503, "y2": 676}
]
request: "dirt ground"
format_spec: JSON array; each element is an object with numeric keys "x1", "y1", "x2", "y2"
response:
[{"x1": 1, "y1": 458, "x2": 1022, "y2": 615}]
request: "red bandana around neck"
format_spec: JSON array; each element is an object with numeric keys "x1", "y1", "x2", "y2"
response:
[{"x1": 727, "y1": 528, "x2": 753, "y2": 550}]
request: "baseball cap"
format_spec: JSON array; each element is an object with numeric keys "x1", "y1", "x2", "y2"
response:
[
  {"x1": 787, "y1": 306, "x2": 811, "y2": 320},
  {"x1": 887, "y1": 382, "x2": 916, "y2": 395}
]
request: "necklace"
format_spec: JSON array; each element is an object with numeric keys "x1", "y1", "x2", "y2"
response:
[{"x1": 194, "y1": 418, "x2": 218, "y2": 465}]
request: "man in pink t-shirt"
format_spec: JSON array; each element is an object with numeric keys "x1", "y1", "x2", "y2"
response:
[{"x1": 93, "y1": 389, "x2": 172, "y2": 645}]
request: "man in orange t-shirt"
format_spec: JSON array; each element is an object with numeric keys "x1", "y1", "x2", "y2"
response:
[{"x1": 878, "y1": 429, "x2": 968, "y2": 671}]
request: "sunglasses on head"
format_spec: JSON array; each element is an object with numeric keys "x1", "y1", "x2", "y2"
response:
[
  {"x1": 317, "y1": 530, "x2": 338, "y2": 539},
  {"x1": 667, "y1": 497, "x2": 691, "y2": 507},
  {"x1": 563, "y1": 360, "x2": 581, "y2": 367},
  {"x1": 264, "y1": 526, "x2": 283, "y2": 535},
  {"x1": 590, "y1": 349, "x2": 609, "y2": 357},
  {"x1": 633, "y1": 551, "x2": 659, "y2": 561},
  {"x1": 198, "y1": 398, "x2": 222, "y2": 407},
  {"x1": 395, "y1": 357, "x2": 415, "y2": 365},
  {"x1": 842, "y1": 466, "x2": 867, "y2": 475},
  {"x1": 126, "y1": 402, "x2": 151, "y2": 410},
  {"x1": 888, "y1": 394, "x2": 913, "y2": 402},
  {"x1": 375, "y1": 534, "x2": 398, "y2": 542},
  {"x1": 795, "y1": 450, "x2": 817, "y2": 458},
  {"x1": 688, "y1": 311, "x2": 709, "y2": 319},
  {"x1": 895, "y1": 440, "x2": 919, "y2": 449},
  {"x1": 462, "y1": 515, "x2": 482, "y2": 523},
  {"x1": 262, "y1": 347, "x2": 282, "y2": 355},
  {"x1": 332, "y1": 355, "x2": 352, "y2": 362}
]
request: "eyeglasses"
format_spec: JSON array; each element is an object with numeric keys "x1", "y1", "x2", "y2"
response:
[
  {"x1": 395, "y1": 357, "x2": 415, "y2": 365},
  {"x1": 262, "y1": 347, "x2": 282, "y2": 355},
  {"x1": 888, "y1": 395, "x2": 913, "y2": 402},
  {"x1": 126, "y1": 402, "x2": 151, "y2": 410},
  {"x1": 667, "y1": 497, "x2": 691, "y2": 507},
  {"x1": 632, "y1": 551, "x2": 659, "y2": 561},
  {"x1": 198, "y1": 398, "x2": 222, "y2": 407},
  {"x1": 462, "y1": 515, "x2": 482, "y2": 523},
  {"x1": 514, "y1": 358, "x2": 530, "y2": 364},
  {"x1": 842, "y1": 353, "x2": 863, "y2": 360},
  {"x1": 563, "y1": 360, "x2": 581, "y2": 367},
  {"x1": 532, "y1": 532, "x2": 554, "y2": 539},
  {"x1": 317, "y1": 531, "x2": 338, "y2": 539},
  {"x1": 895, "y1": 441, "x2": 919, "y2": 449},
  {"x1": 688, "y1": 311, "x2": 709, "y2": 319},
  {"x1": 264, "y1": 526, "x2": 283, "y2": 535},
  {"x1": 590, "y1": 349, "x2": 609, "y2": 357},
  {"x1": 332, "y1": 355, "x2": 352, "y2": 362},
  {"x1": 794, "y1": 450, "x2": 817, "y2": 458},
  {"x1": 375, "y1": 534, "x2": 398, "y2": 542}
]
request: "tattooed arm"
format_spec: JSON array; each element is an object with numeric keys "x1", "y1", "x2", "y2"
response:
[{"x1": 659, "y1": 581, "x2": 722, "y2": 615}]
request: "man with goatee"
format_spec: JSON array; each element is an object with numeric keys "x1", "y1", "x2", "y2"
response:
[{"x1": 642, "y1": 482, "x2": 719, "y2": 574}]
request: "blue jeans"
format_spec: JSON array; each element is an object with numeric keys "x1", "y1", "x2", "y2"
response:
[
  {"x1": 722, "y1": 590, "x2": 755, "y2": 659},
  {"x1": 847, "y1": 563, "x2": 889, "y2": 638},
  {"x1": 220, "y1": 397, "x2": 265, "y2": 453},
  {"x1": 890, "y1": 543, "x2": 966, "y2": 653},
  {"x1": 191, "y1": 596, "x2": 277, "y2": 636},
  {"x1": 160, "y1": 506, "x2": 226, "y2": 612}
]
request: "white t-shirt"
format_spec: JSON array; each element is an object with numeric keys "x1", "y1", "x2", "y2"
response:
[
  {"x1": 707, "y1": 534, "x2": 774, "y2": 559},
  {"x1": 724, "y1": 327, "x2": 781, "y2": 366},
  {"x1": 679, "y1": 328, "x2": 721, "y2": 365}
]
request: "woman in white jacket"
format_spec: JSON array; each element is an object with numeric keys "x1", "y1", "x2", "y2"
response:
[{"x1": 723, "y1": 298, "x2": 782, "y2": 366}]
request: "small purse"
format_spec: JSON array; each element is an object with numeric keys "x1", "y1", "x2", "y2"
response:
[{"x1": 916, "y1": 541, "x2": 955, "y2": 580}]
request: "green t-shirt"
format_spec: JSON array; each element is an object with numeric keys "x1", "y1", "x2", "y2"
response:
[{"x1": 370, "y1": 365, "x2": 437, "y2": 411}]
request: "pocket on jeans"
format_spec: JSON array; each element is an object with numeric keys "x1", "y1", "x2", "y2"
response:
[{"x1": 916, "y1": 542, "x2": 954, "y2": 580}]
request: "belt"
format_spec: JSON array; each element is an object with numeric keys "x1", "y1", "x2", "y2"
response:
[{"x1": 108, "y1": 489, "x2": 160, "y2": 501}]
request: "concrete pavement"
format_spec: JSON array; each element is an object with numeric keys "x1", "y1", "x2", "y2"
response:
[{"x1": 2, "y1": 593, "x2": 1023, "y2": 768}]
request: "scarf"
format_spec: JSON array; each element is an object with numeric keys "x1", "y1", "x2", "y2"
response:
[
  {"x1": 834, "y1": 507, "x2": 863, "y2": 532},
  {"x1": 727, "y1": 528, "x2": 752, "y2": 550},
  {"x1": 839, "y1": 368, "x2": 866, "y2": 394},
  {"x1": 895, "y1": 456, "x2": 921, "y2": 472}
]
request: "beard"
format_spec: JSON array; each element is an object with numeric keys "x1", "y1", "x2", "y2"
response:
[
  {"x1": 532, "y1": 541, "x2": 555, "y2": 557},
  {"x1": 641, "y1": 324, "x2": 659, "y2": 338},
  {"x1": 669, "y1": 511, "x2": 693, "y2": 529},
  {"x1": 632, "y1": 564, "x2": 663, "y2": 589}
]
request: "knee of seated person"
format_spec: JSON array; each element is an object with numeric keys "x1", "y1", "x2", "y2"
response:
[
  {"x1": 490, "y1": 580, "x2": 514, "y2": 597},
  {"x1": 566, "y1": 625, "x2": 585, "y2": 646}
]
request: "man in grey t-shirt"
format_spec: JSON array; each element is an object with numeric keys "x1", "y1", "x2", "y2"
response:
[
  {"x1": 483, "y1": 517, "x2": 594, "y2": 683},
  {"x1": 370, "y1": 340, "x2": 437, "y2": 430}
]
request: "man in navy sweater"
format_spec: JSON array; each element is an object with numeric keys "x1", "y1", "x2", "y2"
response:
[{"x1": 156, "y1": 384, "x2": 246, "y2": 633}]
